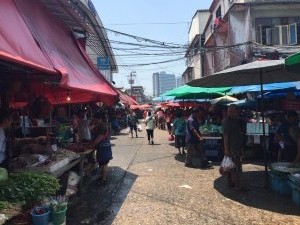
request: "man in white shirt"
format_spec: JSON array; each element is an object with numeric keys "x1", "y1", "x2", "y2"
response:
[{"x1": 0, "y1": 109, "x2": 12, "y2": 169}]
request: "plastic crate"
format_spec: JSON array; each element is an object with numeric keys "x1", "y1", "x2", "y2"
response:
[
  {"x1": 269, "y1": 171, "x2": 291, "y2": 195},
  {"x1": 288, "y1": 176, "x2": 300, "y2": 208}
]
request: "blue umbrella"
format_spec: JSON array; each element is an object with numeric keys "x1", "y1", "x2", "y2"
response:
[{"x1": 230, "y1": 82, "x2": 299, "y2": 94}]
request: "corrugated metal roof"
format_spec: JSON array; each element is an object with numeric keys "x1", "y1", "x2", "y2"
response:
[{"x1": 40, "y1": 0, "x2": 117, "y2": 72}]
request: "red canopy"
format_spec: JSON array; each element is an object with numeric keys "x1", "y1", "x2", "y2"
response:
[
  {"x1": 116, "y1": 90, "x2": 139, "y2": 106},
  {"x1": 0, "y1": 0, "x2": 118, "y2": 106},
  {"x1": 0, "y1": 0, "x2": 56, "y2": 74}
]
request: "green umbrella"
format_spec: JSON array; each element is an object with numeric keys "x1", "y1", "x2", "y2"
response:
[
  {"x1": 162, "y1": 85, "x2": 231, "y2": 99},
  {"x1": 285, "y1": 51, "x2": 300, "y2": 73}
]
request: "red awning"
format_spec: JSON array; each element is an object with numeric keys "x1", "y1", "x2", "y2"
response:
[
  {"x1": 14, "y1": 0, "x2": 118, "y2": 106},
  {"x1": 116, "y1": 90, "x2": 139, "y2": 106},
  {"x1": 0, "y1": 0, "x2": 118, "y2": 106},
  {"x1": 0, "y1": 0, "x2": 57, "y2": 74}
]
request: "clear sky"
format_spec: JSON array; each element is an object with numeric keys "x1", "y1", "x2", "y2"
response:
[{"x1": 92, "y1": 0, "x2": 212, "y2": 96}]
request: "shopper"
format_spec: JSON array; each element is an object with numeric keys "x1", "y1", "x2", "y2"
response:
[
  {"x1": 185, "y1": 107, "x2": 209, "y2": 168},
  {"x1": 127, "y1": 111, "x2": 139, "y2": 138},
  {"x1": 0, "y1": 109, "x2": 12, "y2": 170},
  {"x1": 87, "y1": 111, "x2": 112, "y2": 185},
  {"x1": 222, "y1": 105, "x2": 246, "y2": 191},
  {"x1": 157, "y1": 109, "x2": 165, "y2": 130},
  {"x1": 275, "y1": 111, "x2": 300, "y2": 162},
  {"x1": 145, "y1": 111, "x2": 155, "y2": 145},
  {"x1": 77, "y1": 110, "x2": 91, "y2": 143},
  {"x1": 173, "y1": 111, "x2": 186, "y2": 155},
  {"x1": 165, "y1": 112, "x2": 174, "y2": 135}
]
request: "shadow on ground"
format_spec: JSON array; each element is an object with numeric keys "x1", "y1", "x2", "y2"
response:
[
  {"x1": 67, "y1": 166, "x2": 138, "y2": 225},
  {"x1": 214, "y1": 170, "x2": 300, "y2": 216},
  {"x1": 174, "y1": 153, "x2": 185, "y2": 163}
]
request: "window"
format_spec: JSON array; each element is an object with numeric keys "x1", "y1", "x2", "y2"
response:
[
  {"x1": 216, "y1": 6, "x2": 222, "y2": 19},
  {"x1": 256, "y1": 25, "x2": 262, "y2": 44},
  {"x1": 256, "y1": 17, "x2": 300, "y2": 46},
  {"x1": 290, "y1": 23, "x2": 298, "y2": 45}
]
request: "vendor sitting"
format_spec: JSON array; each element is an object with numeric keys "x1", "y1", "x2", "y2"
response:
[
  {"x1": 275, "y1": 111, "x2": 300, "y2": 162},
  {"x1": 0, "y1": 109, "x2": 12, "y2": 169}
]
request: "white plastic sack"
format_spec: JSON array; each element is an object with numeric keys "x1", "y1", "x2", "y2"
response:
[
  {"x1": 126, "y1": 127, "x2": 131, "y2": 134},
  {"x1": 137, "y1": 124, "x2": 143, "y2": 132},
  {"x1": 219, "y1": 156, "x2": 236, "y2": 175}
]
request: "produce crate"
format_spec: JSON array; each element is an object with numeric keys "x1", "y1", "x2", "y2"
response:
[{"x1": 269, "y1": 171, "x2": 291, "y2": 195}]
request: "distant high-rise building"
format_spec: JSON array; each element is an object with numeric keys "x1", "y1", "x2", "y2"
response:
[
  {"x1": 153, "y1": 71, "x2": 176, "y2": 97},
  {"x1": 176, "y1": 76, "x2": 183, "y2": 88}
]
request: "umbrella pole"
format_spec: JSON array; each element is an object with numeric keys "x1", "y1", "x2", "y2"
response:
[{"x1": 259, "y1": 69, "x2": 268, "y2": 188}]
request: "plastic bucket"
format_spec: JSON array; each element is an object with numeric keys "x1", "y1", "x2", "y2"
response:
[
  {"x1": 288, "y1": 176, "x2": 300, "y2": 208},
  {"x1": 51, "y1": 207, "x2": 67, "y2": 225},
  {"x1": 269, "y1": 171, "x2": 291, "y2": 195},
  {"x1": 30, "y1": 207, "x2": 50, "y2": 225}
]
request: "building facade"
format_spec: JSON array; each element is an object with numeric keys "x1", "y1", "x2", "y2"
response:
[
  {"x1": 153, "y1": 71, "x2": 176, "y2": 97},
  {"x1": 125, "y1": 86, "x2": 146, "y2": 104},
  {"x1": 176, "y1": 76, "x2": 183, "y2": 88},
  {"x1": 182, "y1": 10, "x2": 210, "y2": 84},
  {"x1": 203, "y1": 0, "x2": 300, "y2": 76}
]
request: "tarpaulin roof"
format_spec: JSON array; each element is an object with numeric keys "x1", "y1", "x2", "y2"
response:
[
  {"x1": 162, "y1": 85, "x2": 230, "y2": 99},
  {"x1": 230, "y1": 82, "x2": 299, "y2": 94},
  {"x1": 116, "y1": 89, "x2": 139, "y2": 106},
  {"x1": 0, "y1": 0, "x2": 118, "y2": 106},
  {"x1": 0, "y1": 0, "x2": 57, "y2": 74}
]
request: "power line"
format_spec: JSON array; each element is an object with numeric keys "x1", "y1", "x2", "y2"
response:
[{"x1": 107, "y1": 22, "x2": 190, "y2": 26}]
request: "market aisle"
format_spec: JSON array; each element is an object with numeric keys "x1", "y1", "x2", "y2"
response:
[{"x1": 68, "y1": 129, "x2": 300, "y2": 225}]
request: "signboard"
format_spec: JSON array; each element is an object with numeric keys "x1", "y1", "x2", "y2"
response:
[
  {"x1": 97, "y1": 57, "x2": 110, "y2": 70},
  {"x1": 246, "y1": 123, "x2": 269, "y2": 136}
]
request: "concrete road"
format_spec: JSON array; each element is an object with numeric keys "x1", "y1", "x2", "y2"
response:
[{"x1": 67, "y1": 129, "x2": 300, "y2": 225}]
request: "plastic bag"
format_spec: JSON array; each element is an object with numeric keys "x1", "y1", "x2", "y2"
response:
[
  {"x1": 168, "y1": 134, "x2": 175, "y2": 141},
  {"x1": 137, "y1": 124, "x2": 143, "y2": 132},
  {"x1": 219, "y1": 156, "x2": 236, "y2": 175},
  {"x1": 126, "y1": 127, "x2": 131, "y2": 134}
]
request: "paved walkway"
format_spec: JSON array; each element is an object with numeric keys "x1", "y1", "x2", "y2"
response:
[{"x1": 67, "y1": 129, "x2": 300, "y2": 225}]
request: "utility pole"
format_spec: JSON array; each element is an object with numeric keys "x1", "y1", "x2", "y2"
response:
[{"x1": 127, "y1": 71, "x2": 136, "y2": 96}]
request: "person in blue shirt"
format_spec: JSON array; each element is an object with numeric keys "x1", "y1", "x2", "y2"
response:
[
  {"x1": 185, "y1": 107, "x2": 209, "y2": 168},
  {"x1": 173, "y1": 111, "x2": 186, "y2": 155},
  {"x1": 127, "y1": 111, "x2": 139, "y2": 138}
]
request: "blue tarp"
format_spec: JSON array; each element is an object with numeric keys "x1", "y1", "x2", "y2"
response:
[{"x1": 230, "y1": 82, "x2": 300, "y2": 94}]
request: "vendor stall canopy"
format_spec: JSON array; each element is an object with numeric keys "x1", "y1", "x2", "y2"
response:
[
  {"x1": 188, "y1": 60, "x2": 300, "y2": 87},
  {"x1": 161, "y1": 85, "x2": 231, "y2": 99},
  {"x1": 0, "y1": 0, "x2": 118, "y2": 106}
]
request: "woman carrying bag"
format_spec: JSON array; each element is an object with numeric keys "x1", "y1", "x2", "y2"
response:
[{"x1": 145, "y1": 111, "x2": 155, "y2": 145}]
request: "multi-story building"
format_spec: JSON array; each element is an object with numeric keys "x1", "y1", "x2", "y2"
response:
[
  {"x1": 203, "y1": 0, "x2": 300, "y2": 76},
  {"x1": 153, "y1": 71, "x2": 176, "y2": 97},
  {"x1": 125, "y1": 86, "x2": 146, "y2": 104},
  {"x1": 176, "y1": 76, "x2": 183, "y2": 88},
  {"x1": 42, "y1": 0, "x2": 118, "y2": 83},
  {"x1": 182, "y1": 10, "x2": 210, "y2": 84}
]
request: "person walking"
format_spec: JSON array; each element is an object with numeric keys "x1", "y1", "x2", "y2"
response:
[
  {"x1": 185, "y1": 108, "x2": 209, "y2": 168},
  {"x1": 127, "y1": 111, "x2": 139, "y2": 138},
  {"x1": 173, "y1": 111, "x2": 186, "y2": 155},
  {"x1": 145, "y1": 111, "x2": 155, "y2": 145},
  {"x1": 222, "y1": 105, "x2": 246, "y2": 191},
  {"x1": 87, "y1": 111, "x2": 112, "y2": 185}
]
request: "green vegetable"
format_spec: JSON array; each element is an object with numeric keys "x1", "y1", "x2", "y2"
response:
[
  {"x1": 0, "y1": 172, "x2": 60, "y2": 206},
  {"x1": 0, "y1": 168, "x2": 8, "y2": 182}
]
